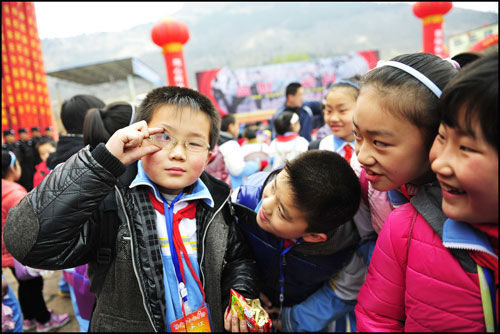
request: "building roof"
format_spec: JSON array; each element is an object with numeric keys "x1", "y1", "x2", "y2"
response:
[{"x1": 46, "y1": 57, "x2": 162, "y2": 86}]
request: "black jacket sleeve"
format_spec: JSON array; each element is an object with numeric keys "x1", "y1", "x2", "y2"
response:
[
  {"x1": 220, "y1": 201, "x2": 260, "y2": 301},
  {"x1": 4, "y1": 144, "x2": 125, "y2": 270}
]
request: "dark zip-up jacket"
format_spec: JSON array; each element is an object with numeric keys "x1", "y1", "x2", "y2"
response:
[
  {"x1": 4, "y1": 143, "x2": 259, "y2": 332},
  {"x1": 234, "y1": 171, "x2": 360, "y2": 307}
]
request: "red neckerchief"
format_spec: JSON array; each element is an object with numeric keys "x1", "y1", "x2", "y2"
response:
[
  {"x1": 147, "y1": 190, "x2": 204, "y2": 312},
  {"x1": 171, "y1": 201, "x2": 204, "y2": 308},
  {"x1": 468, "y1": 223, "x2": 498, "y2": 324},
  {"x1": 399, "y1": 184, "x2": 411, "y2": 201},
  {"x1": 276, "y1": 133, "x2": 299, "y2": 142},
  {"x1": 343, "y1": 144, "x2": 353, "y2": 164},
  {"x1": 283, "y1": 239, "x2": 296, "y2": 248},
  {"x1": 148, "y1": 190, "x2": 166, "y2": 214}
]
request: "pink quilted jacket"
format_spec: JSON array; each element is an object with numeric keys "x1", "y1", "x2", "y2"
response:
[
  {"x1": 2, "y1": 179, "x2": 27, "y2": 268},
  {"x1": 355, "y1": 202, "x2": 484, "y2": 332}
]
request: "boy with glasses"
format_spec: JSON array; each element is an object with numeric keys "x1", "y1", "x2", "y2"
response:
[{"x1": 4, "y1": 86, "x2": 259, "y2": 332}]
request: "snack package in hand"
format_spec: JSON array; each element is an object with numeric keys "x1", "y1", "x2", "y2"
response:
[{"x1": 229, "y1": 288, "x2": 272, "y2": 332}]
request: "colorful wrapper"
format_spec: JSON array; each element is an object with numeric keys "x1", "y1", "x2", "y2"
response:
[{"x1": 229, "y1": 289, "x2": 272, "y2": 332}]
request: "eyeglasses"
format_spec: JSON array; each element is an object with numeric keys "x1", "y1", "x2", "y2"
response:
[{"x1": 148, "y1": 132, "x2": 210, "y2": 153}]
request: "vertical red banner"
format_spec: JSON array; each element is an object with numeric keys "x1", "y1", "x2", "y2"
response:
[
  {"x1": 163, "y1": 50, "x2": 189, "y2": 88},
  {"x1": 1, "y1": 1, "x2": 55, "y2": 141}
]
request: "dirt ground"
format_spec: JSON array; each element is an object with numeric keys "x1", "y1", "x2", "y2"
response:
[{"x1": 3, "y1": 268, "x2": 80, "y2": 332}]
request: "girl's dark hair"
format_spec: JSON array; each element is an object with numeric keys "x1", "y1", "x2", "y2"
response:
[
  {"x1": 243, "y1": 123, "x2": 259, "y2": 140},
  {"x1": 280, "y1": 150, "x2": 361, "y2": 234},
  {"x1": 274, "y1": 111, "x2": 296, "y2": 135},
  {"x1": 83, "y1": 102, "x2": 133, "y2": 148},
  {"x1": 60, "y1": 94, "x2": 105, "y2": 134},
  {"x1": 2, "y1": 149, "x2": 16, "y2": 178},
  {"x1": 136, "y1": 86, "x2": 220, "y2": 149},
  {"x1": 361, "y1": 53, "x2": 458, "y2": 150},
  {"x1": 438, "y1": 51, "x2": 498, "y2": 152},
  {"x1": 327, "y1": 75, "x2": 361, "y2": 100}
]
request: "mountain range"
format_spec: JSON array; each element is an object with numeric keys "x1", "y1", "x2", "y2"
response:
[{"x1": 39, "y1": 2, "x2": 498, "y2": 113}]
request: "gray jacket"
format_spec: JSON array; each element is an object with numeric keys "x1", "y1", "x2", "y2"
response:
[{"x1": 4, "y1": 144, "x2": 258, "y2": 332}]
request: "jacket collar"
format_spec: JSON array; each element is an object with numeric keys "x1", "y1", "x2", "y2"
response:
[
  {"x1": 333, "y1": 135, "x2": 355, "y2": 152},
  {"x1": 442, "y1": 219, "x2": 497, "y2": 259},
  {"x1": 129, "y1": 160, "x2": 214, "y2": 208}
]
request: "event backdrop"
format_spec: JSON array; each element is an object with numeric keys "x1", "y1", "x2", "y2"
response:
[
  {"x1": 196, "y1": 50, "x2": 378, "y2": 116},
  {"x1": 2, "y1": 2, "x2": 54, "y2": 138}
]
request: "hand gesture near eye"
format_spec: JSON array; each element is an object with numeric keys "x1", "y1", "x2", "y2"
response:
[{"x1": 105, "y1": 121, "x2": 163, "y2": 165}]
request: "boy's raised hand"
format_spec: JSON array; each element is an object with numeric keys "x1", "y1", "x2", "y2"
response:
[{"x1": 105, "y1": 121, "x2": 163, "y2": 166}]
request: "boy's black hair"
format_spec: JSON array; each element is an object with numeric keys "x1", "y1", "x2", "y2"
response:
[
  {"x1": 2, "y1": 149, "x2": 16, "y2": 178},
  {"x1": 285, "y1": 82, "x2": 302, "y2": 97},
  {"x1": 361, "y1": 53, "x2": 458, "y2": 150},
  {"x1": 283, "y1": 150, "x2": 361, "y2": 234},
  {"x1": 35, "y1": 137, "x2": 56, "y2": 151},
  {"x1": 243, "y1": 123, "x2": 259, "y2": 140},
  {"x1": 221, "y1": 114, "x2": 236, "y2": 132},
  {"x1": 274, "y1": 111, "x2": 296, "y2": 136},
  {"x1": 60, "y1": 95, "x2": 105, "y2": 134},
  {"x1": 438, "y1": 51, "x2": 498, "y2": 152},
  {"x1": 84, "y1": 102, "x2": 133, "y2": 149},
  {"x1": 137, "y1": 86, "x2": 220, "y2": 149}
]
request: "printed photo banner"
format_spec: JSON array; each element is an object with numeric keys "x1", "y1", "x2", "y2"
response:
[{"x1": 196, "y1": 50, "x2": 378, "y2": 116}]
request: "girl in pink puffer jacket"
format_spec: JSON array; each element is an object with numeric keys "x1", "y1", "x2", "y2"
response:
[{"x1": 354, "y1": 53, "x2": 497, "y2": 331}]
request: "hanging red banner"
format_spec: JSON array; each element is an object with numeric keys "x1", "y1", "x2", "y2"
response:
[{"x1": 2, "y1": 2, "x2": 55, "y2": 141}]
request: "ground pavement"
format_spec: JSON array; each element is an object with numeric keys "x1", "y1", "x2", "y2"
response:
[{"x1": 3, "y1": 268, "x2": 80, "y2": 332}]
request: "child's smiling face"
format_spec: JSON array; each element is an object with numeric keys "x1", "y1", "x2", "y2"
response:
[
  {"x1": 141, "y1": 105, "x2": 212, "y2": 195},
  {"x1": 256, "y1": 170, "x2": 309, "y2": 240},
  {"x1": 323, "y1": 87, "x2": 356, "y2": 142},
  {"x1": 430, "y1": 108, "x2": 498, "y2": 224},
  {"x1": 353, "y1": 86, "x2": 432, "y2": 191}
]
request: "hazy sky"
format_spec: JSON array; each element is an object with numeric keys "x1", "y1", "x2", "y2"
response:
[{"x1": 34, "y1": 2, "x2": 498, "y2": 39}]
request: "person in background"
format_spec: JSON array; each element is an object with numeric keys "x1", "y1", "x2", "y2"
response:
[
  {"x1": 240, "y1": 123, "x2": 271, "y2": 172},
  {"x1": 43, "y1": 126, "x2": 55, "y2": 141},
  {"x1": 218, "y1": 114, "x2": 261, "y2": 190},
  {"x1": 1, "y1": 130, "x2": 20, "y2": 158},
  {"x1": 32, "y1": 137, "x2": 57, "y2": 188},
  {"x1": 2, "y1": 275, "x2": 22, "y2": 332},
  {"x1": 204, "y1": 144, "x2": 232, "y2": 187},
  {"x1": 46, "y1": 94, "x2": 105, "y2": 170},
  {"x1": 269, "y1": 111, "x2": 309, "y2": 170},
  {"x1": 271, "y1": 82, "x2": 323, "y2": 142},
  {"x1": 429, "y1": 51, "x2": 497, "y2": 332},
  {"x1": 15, "y1": 128, "x2": 35, "y2": 192},
  {"x1": 2, "y1": 149, "x2": 71, "y2": 332},
  {"x1": 45, "y1": 94, "x2": 106, "y2": 301},
  {"x1": 30, "y1": 127, "x2": 43, "y2": 167},
  {"x1": 315, "y1": 76, "x2": 360, "y2": 163}
]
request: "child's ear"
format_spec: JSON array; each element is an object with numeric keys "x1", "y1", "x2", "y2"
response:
[
  {"x1": 302, "y1": 232, "x2": 327, "y2": 243},
  {"x1": 206, "y1": 150, "x2": 213, "y2": 164}
]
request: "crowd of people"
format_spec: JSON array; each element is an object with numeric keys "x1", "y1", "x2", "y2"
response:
[{"x1": 1, "y1": 50, "x2": 497, "y2": 332}]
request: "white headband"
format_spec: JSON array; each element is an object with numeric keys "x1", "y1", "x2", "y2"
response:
[
  {"x1": 290, "y1": 113, "x2": 299, "y2": 125},
  {"x1": 376, "y1": 60, "x2": 442, "y2": 98},
  {"x1": 8, "y1": 151, "x2": 16, "y2": 168},
  {"x1": 129, "y1": 102, "x2": 136, "y2": 125}
]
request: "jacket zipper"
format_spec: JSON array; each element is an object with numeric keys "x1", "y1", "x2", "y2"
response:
[
  {"x1": 115, "y1": 186, "x2": 158, "y2": 332},
  {"x1": 443, "y1": 241, "x2": 498, "y2": 259},
  {"x1": 199, "y1": 193, "x2": 230, "y2": 288}
]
